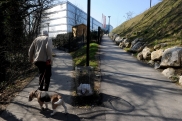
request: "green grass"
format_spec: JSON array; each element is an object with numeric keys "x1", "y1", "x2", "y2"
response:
[
  {"x1": 112, "y1": 0, "x2": 182, "y2": 48},
  {"x1": 71, "y1": 42, "x2": 98, "y2": 68},
  {"x1": 124, "y1": 47, "x2": 130, "y2": 52}
]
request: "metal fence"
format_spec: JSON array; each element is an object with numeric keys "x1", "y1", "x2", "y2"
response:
[
  {"x1": 53, "y1": 28, "x2": 104, "y2": 52},
  {"x1": 53, "y1": 33, "x2": 84, "y2": 52}
]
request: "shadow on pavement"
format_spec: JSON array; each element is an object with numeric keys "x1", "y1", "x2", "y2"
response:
[
  {"x1": 1, "y1": 110, "x2": 22, "y2": 121},
  {"x1": 40, "y1": 110, "x2": 80, "y2": 121}
]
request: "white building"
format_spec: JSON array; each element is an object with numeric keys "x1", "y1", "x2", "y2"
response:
[{"x1": 41, "y1": 1, "x2": 103, "y2": 38}]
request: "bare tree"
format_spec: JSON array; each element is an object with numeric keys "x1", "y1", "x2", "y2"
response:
[
  {"x1": 124, "y1": 11, "x2": 134, "y2": 20},
  {"x1": 0, "y1": 0, "x2": 56, "y2": 86},
  {"x1": 23, "y1": 0, "x2": 55, "y2": 38}
]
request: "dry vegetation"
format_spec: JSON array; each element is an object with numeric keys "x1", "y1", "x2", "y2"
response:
[{"x1": 0, "y1": 67, "x2": 38, "y2": 115}]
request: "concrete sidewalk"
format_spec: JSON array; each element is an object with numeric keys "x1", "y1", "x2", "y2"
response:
[
  {"x1": 0, "y1": 48, "x2": 105, "y2": 121},
  {"x1": 0, "y1": 49, "x2": 79, "y2": 121}
]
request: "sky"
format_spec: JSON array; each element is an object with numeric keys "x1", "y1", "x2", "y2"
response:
[{"x1": 66, "y1": 0, "x2": 161, "y2": 29}]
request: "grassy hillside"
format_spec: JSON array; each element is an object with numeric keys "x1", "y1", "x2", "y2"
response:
[{"x1": 112, "y1": 0, "x2": 182, "y2": 48}]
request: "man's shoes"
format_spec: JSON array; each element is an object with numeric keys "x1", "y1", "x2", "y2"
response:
[
  {"x1": 42, "y1": 88, "x2": 48, "y2": 91},
  {"x1": 38, "y1": 86, "x2": 48, "y2": 91},
  {"x1": 38, "y1": 87, "x2": 43, "y2": 91}
]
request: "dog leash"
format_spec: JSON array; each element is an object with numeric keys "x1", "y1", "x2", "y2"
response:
[
  {"x1": 35, "y1": 69, "x2": 46, "y2": 92},
  {"x1": 35, "y1": 60, "x2": 51, "y2": 92}
]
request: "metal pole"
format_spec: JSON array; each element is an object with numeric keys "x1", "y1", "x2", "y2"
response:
[
  {"x1": 46, "y1": 23, "x2": 50, "y2": 34},
  {"x1": 108, "y1": 16, "x2": 111, "y2": 34},
  {"x1": 86, "y1": 0, "x2": 90, "y2": 66},
  {"x1": 46, "y1": 23, "x2": 49, "y2": 35}
]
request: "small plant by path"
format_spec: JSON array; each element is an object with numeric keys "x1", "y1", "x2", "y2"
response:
[
  {"x1": 0, "y1": 67, "x2": 38, "y2": 115},
  {"x1": 71, "y1": 42, "x2": 102, "y2": 108}
]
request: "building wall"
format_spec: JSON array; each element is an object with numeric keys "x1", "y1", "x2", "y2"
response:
[
  {"x1": 67, "y1": 2, "x2": 87, "y2": 30},
  {"x1": 41, "y1": 1, "x2": 104, "y2": 38},
  {"x1": 41, "y1": 3, "x2": 68, "y2": 37}
]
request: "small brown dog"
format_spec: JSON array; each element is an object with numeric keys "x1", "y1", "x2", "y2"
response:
[{"x1": 28, "y1": 90, "x2": 67, "y2": 116}]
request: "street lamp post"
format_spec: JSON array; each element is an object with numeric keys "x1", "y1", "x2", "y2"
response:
[
  {"x1": 86, "y1": 0, "x2": 90, "y2": 66},
  {"x1": 108, "y1": 16, "x2": 111, "y2": 34},
  {"x1": 46, "y1": 23, "x2": 50, "y2": 35}
]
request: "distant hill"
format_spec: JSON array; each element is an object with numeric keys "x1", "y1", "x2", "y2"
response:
[{"x1": 112, "y1": 0, "x2": 182, "y2": 48}]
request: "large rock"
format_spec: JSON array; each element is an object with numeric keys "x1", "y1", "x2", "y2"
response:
[
  {"x1": 119, "y1": 42, "x2": 125, "y2": 48},
  {"x1": 154, "y1": 61, "x2": 161, "y2": 69},
  {"x1": 130, "y1": 42, "x2": 145, "y2": 52},
  {"x1": 119, "y1": 38, "x2": 131, "y2": 48},
  {"x1": 179, "y1": 76, "x2": 182, "y2": 85},
  {"x1": 142, "y1": 47, "x2": 151, "y2": 60},
  {"x1": 131, "y1": 38, "x2": 139, "y2": 48},
  {"x1": 115, "y1": 37, "x2": 125, "y2": 45},
  {"x1": 148, "y1": 60, "x2": 154, "y2": 66},
  {"x1": 151, "y1": 49, "x2": 164, "y2": 61},
  {"x1": 154, "y1": 43, "x2": 167, "y2": 50},
  {"x1": 160, "y1": 47, "x2": 182, "y2": 67},
  {"x1": 115, "y1": 36, "x2": 121, "y2": 41},
  {"x1": 112, "y1": 34, "x2": 118, "y2": 41},
  {"x1": 125, "y1": 42, "x2": 131, "y2": 48},
  {"x1": 162, "y1": 68, "x2": 175, "y2": 79},
  {"x1": 131, "y1": 38, "x2": 143, "y2": 48},
  {"x1": 137, "y1": 52, "x2": 143, "y2": 60}
]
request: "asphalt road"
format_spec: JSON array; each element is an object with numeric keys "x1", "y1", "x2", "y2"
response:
[{"x1": 99, "y1": 35, "x2": 182, "y2": 121}]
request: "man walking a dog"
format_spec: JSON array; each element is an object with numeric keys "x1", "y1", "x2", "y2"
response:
[{"x1": 28, "y1": 30, "x2": 52, "y2": 91}]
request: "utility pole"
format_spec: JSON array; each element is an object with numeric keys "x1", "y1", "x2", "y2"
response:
[
  {"x1": 150, "y1": 0, "x2": 152, "y2": 8},
  {"x1": 108, "y1": 16, "x2": 111, "y2": 34},
  {"x1": 46, "y1": 23, "x2": 50, "y2": 33},
  {"x1": 86, "y1": 0, "x2": 90, "y2": 66}
]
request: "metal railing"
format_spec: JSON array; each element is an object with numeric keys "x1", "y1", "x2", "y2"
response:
[{"x1": 53, "y1": 28, "x2": 104, "y2": 52}]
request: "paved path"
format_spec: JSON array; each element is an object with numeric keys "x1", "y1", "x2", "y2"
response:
[
  {"x1": 1, "y1": 35, "x2": 182, "y2": 121},
  {"x1": 100, "y1": 35, "x2": 182, "y2": 121},
  {"x1": 0, "y1": 49, "x2": 78, "y2": 121}
]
